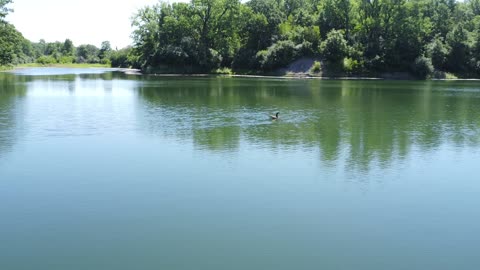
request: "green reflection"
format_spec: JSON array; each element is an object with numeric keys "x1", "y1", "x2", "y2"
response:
[
  {"x1": 137, "y1": 77, "x2": 480, "y2": 172},
  {"x1": 0, "y1": 73, "x2": 27, "y2": 157}
]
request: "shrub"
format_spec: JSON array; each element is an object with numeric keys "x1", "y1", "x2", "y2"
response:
[
  {"x1": 260, "y1": 40, "x2": 299, "y2": 71},
  {"x1": 310, "y1": 61, "x2": 321, "y2": 73},
  {"x1": 296, "y1": 41, "x2": 315, "y2": 57},
  {"x1": 100, "y1": 58, "x2": 111, "y2": 65},
  {"x1": 58, "y1": 56, "x2": 74, "y2": 64},
  {"x1": 213, "y1": 67, "x2": 232, "y2": 74},
  {"x1": 36, "y1": 55, "x2": 57, "y2": 65},
  {"x1": 320, "y1": 30, "x2": 349, "y2": 63},
  {"x1": 411, "y1": 56, "x2": 434, "y2": 79},
  {"x1": 343, "y1": 57, "x2": 362, "y2": 73},
  {"x1": 110, "y1": 48, "x2": 133, "y2": 68}
]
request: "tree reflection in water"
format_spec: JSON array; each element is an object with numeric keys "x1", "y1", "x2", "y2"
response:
[
  {"x1": 136, "y1": 77, "x2": 480, "y2": 173},
  {"x1": 0, "y1": 73, "x2": 28, "y2": 160}
]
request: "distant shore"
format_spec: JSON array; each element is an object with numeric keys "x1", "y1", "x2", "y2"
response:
[{"x1": 142, "y1": 72, "x2": 480, "y2": 81}]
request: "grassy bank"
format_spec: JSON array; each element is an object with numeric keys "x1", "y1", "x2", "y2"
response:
[{"x1": 2, "y1": 62, "x2": 470, "y2": 80}]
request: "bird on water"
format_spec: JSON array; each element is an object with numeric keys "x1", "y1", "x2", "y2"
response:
[{"x1": 270, "y1": 112, "x2": 279, "y2": 120}]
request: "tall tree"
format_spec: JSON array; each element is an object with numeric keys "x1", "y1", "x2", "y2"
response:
[
  {"x1": 76, "y1": 44, "x2": 100, "y2": 63},
  {"x1": 0, "y1": 23, "x2": 27, "y2": 65},
  {"x1": 61, "y1": 39, "x2": 75, "y2": 56},
  {"x1": 318, "y1": 0, "x2": 352, "y2": 40},
  {"x1": 131, "y1": 4, "x2": 163, "y2": 68},
  {"x1": 191, "y1": 0, "x2": 241, "y2": 67},
  {"x1": 99, "y1": 41, "x2": 112, "y2": 60}
]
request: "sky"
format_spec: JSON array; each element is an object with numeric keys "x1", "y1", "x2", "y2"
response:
[{"x1": 5, "y1": 0, "x2": 174, "y2": 49}]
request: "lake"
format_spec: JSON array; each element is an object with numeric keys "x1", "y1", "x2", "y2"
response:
[{"x1": 1, "y1": 68, "x2": 479, "y2": 270}]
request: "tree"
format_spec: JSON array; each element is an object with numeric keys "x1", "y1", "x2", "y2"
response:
[
  {"x1": 191, "y1": 0, "x2": 241, "y2": 68},
  {"x1": 76, "y1": 44, "x2": 100, "y2": 63},
  {"x1": 258, "y1": 40, "x2": 299, "y2": 70},
  {"x1": 318, "y1": 0, "x2": 352, "y2": 40},
  {"x1": 427, "y1": 36, "x2": 449, "y2": 70},
  {"x1": 470, "y1": 0, "x2": 480, "y2": 16},
  {"x1": 320, "y1": 29, "x2": 349, "y2": 63},
  {"x1": 247, "y1": 0, "x2": 285, "y2": 47},
  {"x1": 124, "y1": 0, "x2": 480, "y2": 76},
  {"x1": 427, "y1": 0, "x2": 455, "y2": 38},
  {"x1": 0, "y1": 0, "x2": 13, "y2": 21},
  {"x1": 131, "y1": 4, "x2": 163, "y2": 69},
  {"x1": 446, "y1": 24, "x2": 472, "y2": 72},
  {"x1": 0, "y1": 22, "x2": 27, "y2": 65},
  {"x1": 411, "y1": 56, "x2": 434, "y2": 79},
  {"x1": 62, "y1": 39, "x2": 75, "y2": 56},
  {"x1": 110, "y1": 47, "x2": 133, "y2": 68},
  {"x1": 99, "y1": 41, "x2": 112, "y2": 63}
]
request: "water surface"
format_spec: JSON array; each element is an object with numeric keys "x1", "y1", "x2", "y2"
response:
[{"x1": 1, "y1": 68, "x2": 479, "y2": 269}]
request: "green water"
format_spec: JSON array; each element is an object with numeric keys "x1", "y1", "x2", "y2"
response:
[{"x1": 1, "y1": 68, "x2": 480, "y2": 270}]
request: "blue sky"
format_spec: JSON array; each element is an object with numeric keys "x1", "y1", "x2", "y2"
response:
[{"x1": 6, "y1": 0, "x2": 169, "y2": 48}]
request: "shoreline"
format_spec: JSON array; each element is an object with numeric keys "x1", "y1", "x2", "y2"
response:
[
  {"x1": 143, "y1": 72, "x2": 480, "y2": 81},
  {"x1": 3, "y1": 65, "x2": 480, "y2": 81}
]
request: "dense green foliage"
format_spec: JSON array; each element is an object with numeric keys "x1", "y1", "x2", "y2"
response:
[
  {"x1": 128, "y1": 0, "x2": 480, "y2": 77},
  {"x1": 0, "y1": 0, "x2": 32, "y2": 66},
  {"x1": 28, "y1": 39, "x2": 114, "y2": 65},
  {"x1": 4, "y1": 0, "x2": 480, "y2": 77},
  {"x1": 0, "y1": 22, "x2": 31, "y2": 66}
]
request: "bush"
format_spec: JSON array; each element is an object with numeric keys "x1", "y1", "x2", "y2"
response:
[
  {"x1": 320, "y1": 30, "x2": 349, "y2": 63},
  {"x1": 260, "y1": 40, "x2": 299, "y2": 71},
  {"x1": 310, "y1": 61, "x2": 321, "y2": 73},
  {"x1": 343, "y1": 57, "x2": 362, "y2": 73},
  {"x1": 58, "y1": 56, "x2": 74, "y2": 64},
  {"x1": 296, "y1": 41, "x2": 315, "y2": 57},
  {"x1": 36, "y1": 55, "x2": 57, "y2": 65},
  {"x1": 411, "y1": 56, "x2": 434, "y2": 79},
  {"x1": 213, "y1": 67, "x2": 232, "y2": 74},
  {"x1": 110, "y1": 48, "x2": 133, "y2": 68}
]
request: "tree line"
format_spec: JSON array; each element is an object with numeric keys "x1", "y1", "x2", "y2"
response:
[
  {"x1": 129, "y1": 0, "x2": 480, "y2": 78},
  {"x1": 3, "y1": 0, "x2": 480, "y2": 78}
]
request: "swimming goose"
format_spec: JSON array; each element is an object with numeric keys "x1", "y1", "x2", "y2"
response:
[{"x1": 270, "y1": 112, "x2": 279, "y2": 120}]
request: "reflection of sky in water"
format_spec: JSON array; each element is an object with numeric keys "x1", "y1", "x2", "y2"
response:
[{"x1": 10, "y1": 67, "x2": 122, "y2": 76}]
